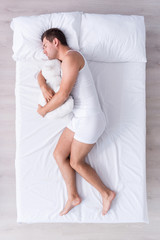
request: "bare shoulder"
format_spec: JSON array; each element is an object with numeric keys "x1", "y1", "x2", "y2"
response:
[{"x1": 61, "y1": 51, "x2": 84, "y2": 72}]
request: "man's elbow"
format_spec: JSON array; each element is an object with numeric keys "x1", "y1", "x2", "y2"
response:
[{"x1": 58, "y1": 91, "x2": 69, "y2": 103}]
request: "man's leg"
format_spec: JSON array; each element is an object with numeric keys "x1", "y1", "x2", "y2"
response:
[
  {"x1": 69, "y1": 139, "x2": 116, "y2": 216},
  {"x1": 53, "y1": 127, "x2": 81, "y2": 215}
]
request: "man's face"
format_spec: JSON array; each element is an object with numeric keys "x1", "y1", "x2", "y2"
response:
[{"x1": 42, "y1": 37, "x2": 57, "y2": 60}]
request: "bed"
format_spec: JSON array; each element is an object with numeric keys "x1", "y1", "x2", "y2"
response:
[{"x1": 10, "y1": 11, "x2": 149, "y2": 223}]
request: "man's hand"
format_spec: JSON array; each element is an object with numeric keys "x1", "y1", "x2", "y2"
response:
[
  {"x1": 37, "y1": 104, "x2": 47, "y2": 117},
  {"x1": 41, "y1": 85, "x2": 55, "y2": 103}
]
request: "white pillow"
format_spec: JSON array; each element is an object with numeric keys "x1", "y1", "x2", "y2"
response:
[
  {"x1": 10, "y1": 11, "x2": 82, "y2": 61},
  {"x1": 38, "y1": 59, "x2": 74, "y2": 119},
  {"x1": 79, "y1": 13, "x2": 147, "y2": 62}
]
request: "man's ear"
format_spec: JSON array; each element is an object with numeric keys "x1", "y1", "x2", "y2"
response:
[{"x1": 53, "y1": 38, "x2": 59, "y2": 47}]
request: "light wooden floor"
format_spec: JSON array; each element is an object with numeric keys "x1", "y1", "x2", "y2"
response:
[{"x1": 0, "y1": 0, "x2": 159, "y2": 239}]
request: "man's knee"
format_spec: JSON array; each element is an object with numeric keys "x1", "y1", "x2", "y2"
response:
[
  {"x1": 53, "y1": 150, "x2": 62, "y2": 163},
  {"x1": 53, "y1": 150, "x2": 69, "y2": 164},
  {"x1": 70, "y1": 157, "x2": 84, "y2": 171}
]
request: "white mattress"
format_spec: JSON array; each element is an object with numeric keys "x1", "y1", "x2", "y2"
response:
[{"x1": 15, "y1": 59, "x2": 149, "y2": 223}]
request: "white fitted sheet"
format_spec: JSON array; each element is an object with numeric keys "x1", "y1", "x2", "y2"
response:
[{"x1": 15, "y1": 59, "x2": 149, "y2": 223}]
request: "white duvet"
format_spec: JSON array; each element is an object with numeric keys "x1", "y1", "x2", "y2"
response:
[{"x1": 11, "y1": 12, "x2": 149, "y2": 223}]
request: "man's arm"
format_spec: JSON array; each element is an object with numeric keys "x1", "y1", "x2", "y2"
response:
[
  {"x1": 37, "y1": 70, "x2": 47, "y2": 88},
  {"x1": 37, "y1": 70, "x2": 55, "y2": 102},
  {"x1": 40, "y1": 54, "x2": 79, "y2": 115}
]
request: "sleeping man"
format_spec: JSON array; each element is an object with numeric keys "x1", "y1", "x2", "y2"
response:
[{"x1": 37, "y1": 28, "x2": 116, "y2": 216}]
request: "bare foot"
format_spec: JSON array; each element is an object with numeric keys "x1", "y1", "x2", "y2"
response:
[
  {"x1": 102, "y1": 190, "x2": 116, "y2": 216},
  {"x1": 59, "y1": 196, "x2": 81, "y2": 216}
]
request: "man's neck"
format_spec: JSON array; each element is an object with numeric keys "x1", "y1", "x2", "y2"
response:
[{"x1": 57, "y1": 46, "x2": 72, "y2": 62}]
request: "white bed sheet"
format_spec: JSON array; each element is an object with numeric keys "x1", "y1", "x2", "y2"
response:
[{"x1": 15, "y1": 59, "x2": 149, "y2": 223}]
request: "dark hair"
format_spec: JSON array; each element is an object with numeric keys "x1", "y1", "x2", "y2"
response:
[{"x1": 41, "y1": 28, "x2": 68, "y2": 46}]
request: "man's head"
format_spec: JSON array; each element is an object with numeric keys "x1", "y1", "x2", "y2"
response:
[{"x1": 41, "y1": 28, "x2": 68, "y2": 60}]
